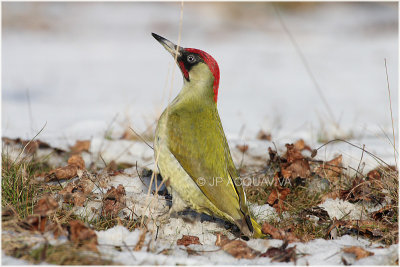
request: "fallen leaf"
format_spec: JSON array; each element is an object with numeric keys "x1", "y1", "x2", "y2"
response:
[
  {"x1": 367, "y1": 169, "x2": 381, "y2": 180},
  {"x1": 294, "y1": 139, "x2": 312, "y2": 152},
  {"x1": 257, "y1": 130, "x2": 272, "y2": 141},
  {"x1": 70, "y1": 140, "x2": 91, "y2": 154},
  {"x1": 45, "y1": 155, "x2": 86, "y2": 182},
  {"x1": 67, "y1": 154, "x2": 85, "y2": 169},
  {"x1": 45, "y1": 165, "x2": 78, "y2": 182},
  {"x1": 68, "y1": 220, "x2": 98, "y2": 252},
  {"x1": 102, "y1": 185, "x2": 126, "y2": 217},
  {"x1": 261, "y1": 223, "x2": 300, "y2": 243},
  {"x1": 2, "y1": 206, "x2": 17, "y2": 221},
  {"x1": 215, "y1": 233, "x2": 258, "y2": 259},
  {"x1": 342, "y1": 246, "x2": 374, "y2": 260},
  {"x1": 320, "y1": 191, "x2": 340, "y2": 202},
  {"x1": 302, "y1": 207, "x2": 330, "y2": 222},
  {"x1": 339, "y1": 176, "x2": 385, "y2": 204},
  {"x1": 285, "y1": 143, "x2": 304, "y2": 163},
  {"x1": 326, "y1": 219, "x2": 391, "y2": 239},
  {"x1": 34, "y1": 196, "x2": 58, "y2": 216},
  {"x1": 370, "y1": 205, "x2": 395, "y2": 221},
  {"x1": 2, "y1": 137, "x2": 61, "y2": 154},
  {"x1": 315, "y1": 154, "x2": 343, "y2": 181},
  {"x1": 177, "y1": 235, "x2": 201, "y2": 246},
  {"x1": 19, "y1": 215, "x2": 47, "y2": 232},
  {"x1": 281, "y1": 159, "x2": 310, "y2": 179},
  {"x1": 59, "y1": 177, "x2": 94, "y2": 206},
  {"x1": 236, "y1": 144, "x2": 249, "y2": 153},
  {"x1": 267, "y1": 188, "x2": 291, "y2": 212},
  {"x1": 260, "y1": 241, "x2": 296, "y2": 263}
]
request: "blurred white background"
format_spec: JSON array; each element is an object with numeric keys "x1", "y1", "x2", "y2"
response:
[{"x1": 2, "y1": 2, "x2": 398, "y2": 160}]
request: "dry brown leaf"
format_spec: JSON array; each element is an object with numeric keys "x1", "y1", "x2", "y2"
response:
[
  {"x1": 261, "y1": 223, "x2": 300, "y2": 243},
  {"x1": 177, "y1": 235, "x2": 201, "y2": 246},
  {"x1": 370, "y1": 205, "x2": 395, "y2": 221},
  {"x1": 102, "y1": 185, "x2": 126, "y2": 217},
  {"x1": 2, "y1": 137, "x2": 60, "y2": 154},
  {"x1": 67, "y1": 154, "x2": 85, "y2": 169},
  {"x1": 2, "y1": 206, "x2": 17, "y2": 221},
  {"x1": 339, "y1": 175, "x2": 385, "y2": 204},
  {"x1": 34, "y1": 196, "x2": 58, "y2": 216},
  {"x1": 68, "y1": 220, "x2": 98, "y2": 252},
  {"x1": 285, "y1": 143, "x2": 304, "y2": 163},
  {"x1": 236, "y1": 144, "x2": 249, "y2": 153},
  {"x1": 70, "y1": 140, "x2": 91, "y2": 154},
  {"x1": 257, "y1": 130, "x2": 272, "y2": 141},
  {"x1": 18, "y1": 215, "x2": 47, "y2": 232},
  {"x1": 367, "y1": 169, "x2": 381, "y2": 180},
  {"x1": 267, "y1": 188, "x2": 291, "y2": 213},
  {"x1": 315, "y1": 154, "x2": 343, "y2": 181},
  {"x1": 215, "y1": 233, "x2": 258, "y2": 259},
  {"x1": 260, "y1": 241, "x2": 296, "y2": 263},
  {"x1": 320, "y1": 190, "x2": 340, "y2": 202},
  {"x1": 45, "y1": 165, "x2": 78, "y2": 182},
  {"x1": 59, "y1": 178, "x2": 94, "y2": 207},
  {"x1": 342, "y1": 246, "x2": 374, "y2": 260},
  {"x1": 282, "y1": 159, "x2": 310, "y2": 179},
  {"x1": 294, "y1": 139, "x2": 312, "y2": 152},
  {"x1": 326, "y1": 219, "x2": 391, "y2": 239}
]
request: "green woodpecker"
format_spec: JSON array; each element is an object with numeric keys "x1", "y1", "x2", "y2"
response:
[{"x1": 152, "y1": 33, "x2": 263, "y2": 238}]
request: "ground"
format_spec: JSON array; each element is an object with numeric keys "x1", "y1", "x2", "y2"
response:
[{"x1": 2, "y1": 2, "x2": 398, "y2": 265}]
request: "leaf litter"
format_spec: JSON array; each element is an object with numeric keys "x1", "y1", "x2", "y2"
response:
[{"x1": 1, "y1": 136, "x2": 398, "y2": 265}]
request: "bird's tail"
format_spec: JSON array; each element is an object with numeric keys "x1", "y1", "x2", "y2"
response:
[{"x1": 251, "y1": 217, "x2": 266, "y2": 238}]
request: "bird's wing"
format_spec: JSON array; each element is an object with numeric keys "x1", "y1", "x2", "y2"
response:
[{"x1": 166, "y1": 105, "x2": 250, "y2": 219}]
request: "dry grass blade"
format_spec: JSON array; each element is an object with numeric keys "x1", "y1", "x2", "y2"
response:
[{"x1": 384, "y1": 58, "x2": 397, "y2": 167}]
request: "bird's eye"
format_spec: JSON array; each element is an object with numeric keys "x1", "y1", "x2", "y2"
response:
[{"x1": 187, "y1": 55, "x2": 196, "y2": 63}]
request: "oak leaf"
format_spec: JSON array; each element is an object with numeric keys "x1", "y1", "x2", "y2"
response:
[
  {"x1": 315, "y1": 154, "x2": 343, "y2": 181},
  {"x1": 267, "y1": 188, "x2": 291, "y2": 212},
  {"x1": 342, "y1": 246, "x2": 374, "y2": 260},
  {"x1": 70, "y1": 140, "x2": 91, "y2": 154},
  {"x1": 215, "y1": 233, "x2": 258, "y2": 259},
  {"x1": 68, "y1": 220, "x2": 98, "y2": 252},
  {"x1": 261, "y1": 223, "x2": 300, "y2": 243},
  {"x1": 177, "y1": 235, "x2": 201, "y2": 246}
]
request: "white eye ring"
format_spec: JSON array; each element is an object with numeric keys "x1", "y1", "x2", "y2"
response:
[{"x1": 187, "y1": 55, "x2": 196, "y2": 63}]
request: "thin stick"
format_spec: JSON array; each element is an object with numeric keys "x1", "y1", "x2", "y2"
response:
[
  {"x1": 314, "y1": 138, "x2": 391, "y2": 167},
  {"x1": 356, "y1": 144, "x2": 366, "y2": 178},
  {"x1": 141, "y1": 1, "x2": 185, "y2": 232},
  {"x1": 273, "y1": 4, "x2": 338, "y2": 128},
  {"x1": 129, "y1": 126, "x2": 153, "y2": 150},
  {"x1": 384, "y1": 58, "x2": 397, "y2": 167}
]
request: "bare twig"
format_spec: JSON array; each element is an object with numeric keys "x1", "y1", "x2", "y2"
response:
[
  {"x1": 314, "y1": 138, "x2": 391, "y2": 167},
  {"x1": 129, "y1": 126, "x2": 153, "y2": 150}
]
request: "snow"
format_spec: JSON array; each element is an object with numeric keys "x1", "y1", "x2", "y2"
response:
[
  {"x1": 2, "y1": 2, "x2": 398, "y2": 265},
  {"x1": 95, "y1": 225, "x2": 397, "y2": 265},
  {"x1": 2, "y1": 252, "x2": 32, "y2": 265},
  {"x1": 319, "y1": 198, "x2": 384, "y2": 221}
]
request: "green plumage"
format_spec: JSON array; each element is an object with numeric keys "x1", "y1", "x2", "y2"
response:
[
  {"x1": 152, "y1": 33, "x2": 264, "y2": 237},
  {"x1": 166, "y1": 98, "x2": 249, "y2": 222}
]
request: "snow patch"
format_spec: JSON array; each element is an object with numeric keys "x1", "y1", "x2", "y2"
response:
[{"x1": 319, "y1": 198, "x2": 383, "y2": 220}]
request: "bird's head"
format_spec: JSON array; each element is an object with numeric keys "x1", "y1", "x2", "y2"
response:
[{"x1": 152, "y1": 33, "x2": 220, "y2": 103}]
